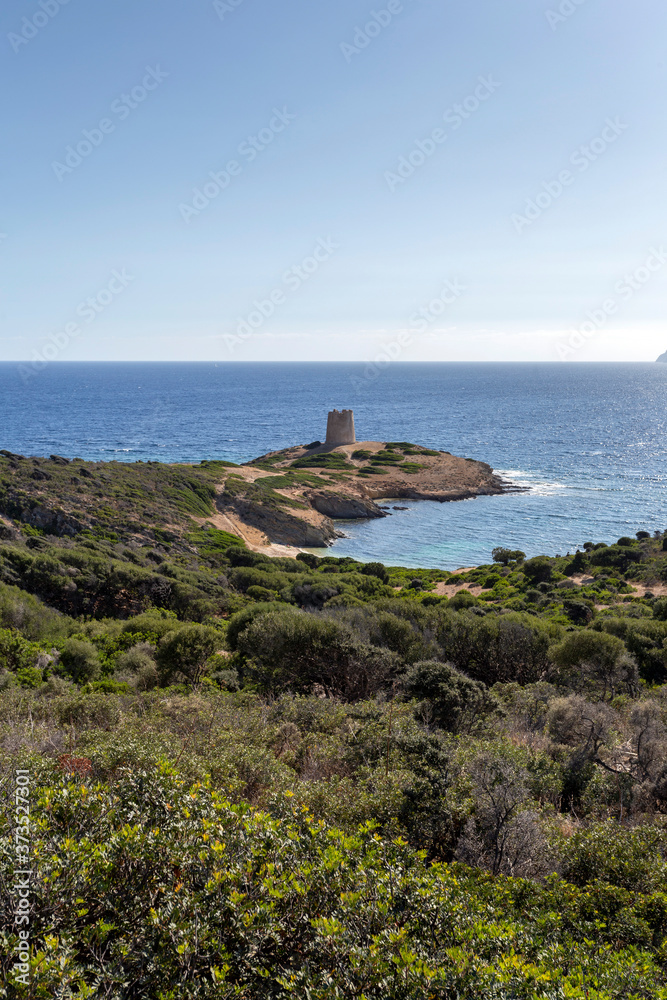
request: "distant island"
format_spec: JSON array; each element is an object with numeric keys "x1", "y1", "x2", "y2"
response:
[{"x1": 657, "y1": 350, "x2": 667, "y2": 362}]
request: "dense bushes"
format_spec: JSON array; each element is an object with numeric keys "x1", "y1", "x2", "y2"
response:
[
  {"x1": 436, "y1": 610, "x2": 557, "y2": 685},
  {"x1": 1, "y1": 761, "x2": 665, "y2": 998},
  {"x1": 1, "y1": 767, "x2": 665, "y2": 1000},
  {"x1": 235, "y1": 607, "x2": 399, "y2": 698},
  {"x1": 59, "y1": 638, "x2": 101, "y2": 683},
  {"x1": 4, "y1": 520, "x2": 667, "y2": 996},
  {"x1": 402, "y1": 659, "x2": 500, "y2": 733}
]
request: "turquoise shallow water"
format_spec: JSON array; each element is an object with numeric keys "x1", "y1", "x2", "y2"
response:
[{"x1": 0, "y1": 361, "x2": 665, "y2": 569}]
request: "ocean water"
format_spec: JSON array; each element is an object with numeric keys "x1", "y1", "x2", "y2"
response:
[{"x1": 0, "y1": 362, "x2": 666, "y2": 569}]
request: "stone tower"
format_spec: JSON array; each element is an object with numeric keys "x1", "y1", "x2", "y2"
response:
[{"x1": 325, "y1": 409, "x2": 356, "y2": 446}]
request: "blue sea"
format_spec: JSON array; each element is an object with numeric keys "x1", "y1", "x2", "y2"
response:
[{"x1": 1, "y1": 362, "x2": 666, "y2": 570}]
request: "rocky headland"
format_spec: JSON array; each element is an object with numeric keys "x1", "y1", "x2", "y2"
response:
[
  {"x1": 209, "y1": 439, "x2": 522, "y2": 550},
  {"x1": 0, "y1": 441, "x2": 522, "y2": 557}
]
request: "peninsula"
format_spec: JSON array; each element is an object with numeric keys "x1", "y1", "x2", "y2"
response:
[
  {"x1": 0, "y1": 410, "x2": 518, "y2": 555},
  {"x1": 215, "y1": 439, "x2": 512, "y2": 550},
  {"x1": 206, "y1": 409, "x2": 518, "y2": 549},
  {"x1": 0, "y1": 411, "x2": 518, "y2": 555}
]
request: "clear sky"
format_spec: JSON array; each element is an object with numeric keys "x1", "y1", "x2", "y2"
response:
[{"x1": 1, "y1": 0, "x2": 666, "y2": 364}]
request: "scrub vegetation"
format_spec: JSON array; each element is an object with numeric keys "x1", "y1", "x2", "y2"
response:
[{"x1": 1, "y1": 454, "x2": 667, "y2": 997}]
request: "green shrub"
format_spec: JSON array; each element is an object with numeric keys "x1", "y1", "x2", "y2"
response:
[
  {"x1": 121, "y1": 611, "x2": 181, "y2": 642},
  {"x1": 550, "y1": 629, "x2": 635, "y2": 699},
  {"x1": 296, "y1": 552, "x2": 320, "y2": 569},
  {"x1": 523, "y1": 556, "x2": 553, "y2": 584},
  {"x1": 403, "y1": 660, "x2": 500, "y2": 734},
  {"x1": 236, "y1": 607, "x2": 399, "y2": 698},
  {"x1": 0, "y1": 581, "x2": 68, "y2": 642},
  {"x1": 360, "y1": 562, "x2": 389, "y2": 584},
  {"x1": 561, "y1": 821, "x2": 667, "y2": 893},
  {"x1": 116, "y1": 643, "x2": 157, "y2": 675},
  {"x1": 59, "y1": 638, "x2": 101, "y2": 683},
  {"x1": 226, "y1": 602, "x2": 280, "y2": 651},
  {"x1": 246, "y1": 585, "x2": 276, "y2": 601},
  {"x1": 156, "y1": 625, "x2": 220, "y2": 687},
  {"x1": 448, "y1": 589, "x2": 477, "y2": 608},
  {"x1": 10, "y1": 767, "x2": 665, "y2": 998},
  {"x1": 56, "y1": 691, "x2": 121, "y2": 728},
  {"x1": 15, "y1": 665, "x2": 43, "y2": 688},
  {"x1": 437, "y1": 610, "x2": 556, "y2": 686}
]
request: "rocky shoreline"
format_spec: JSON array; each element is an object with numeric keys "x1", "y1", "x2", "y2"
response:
[
  {"x1": 209, "y1": 439, "x2": 525, "y2": 551},
  {"x1": 0, "y1": 441, "x2": 524, "y2": 557}
]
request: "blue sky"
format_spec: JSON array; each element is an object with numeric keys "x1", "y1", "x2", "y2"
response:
[{"x1": 1, "y1": 0, "x2": 666, "y2": 363}]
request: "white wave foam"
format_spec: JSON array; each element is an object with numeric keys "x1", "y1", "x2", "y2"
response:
[{"x1": 496, "y1": 469, "x2": 567, "y2": 496}]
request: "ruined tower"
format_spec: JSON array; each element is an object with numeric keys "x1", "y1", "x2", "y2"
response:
[{"x1": 325, "y1": 409, "x2": 356, "y2": 446}]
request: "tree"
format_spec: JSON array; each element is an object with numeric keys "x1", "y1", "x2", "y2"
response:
[
  {"x1": 562, "y1": 599, "x2": 594, "y2": 626},
  {"x1": 437, "y1": 610, "x2": 556, "y2": 686},
  {"x1": 564, "y1": 550, "x2": 587, "y2": 576},
  {"x1": 360, "y1": 562, "x2": 389, "y2": 584},
  {"x1": 455, "y1": 756, "x2": 550, "y2": 878},
  {"x1": 630, "y1": 701, "x2": 667, "y2": 804},
  {"x1": 296, "y1": 552, "x2": 319, "y2": 569},
  {"x1": 589, "y1": 544, "x2": 642, "y2": 572},
  {"x1": 522, "y1": 557, "x2": 553, "y2": 584},
  {"x1": 548, "y1": 694, "x2": 617, "y2": 771},
  {"x1": 598, "y1": 616, "x2": 667, "y2": 684},
  {"x1": 235, "y1": 607, "x2": 398, "y2": 698},
  {"x1": 492, "y1": 547, "x2": 525, "y2": 566},
  {"x1": 156, "y1": 625, "x2": 220, "y2": 687},
  {"x1": 402, "y1": 660, "x2": 499, "y2": 734},
  {"x1": 59, "y1": 638, "x2": 101, "y2": 684},
  {"x1": 653, "y1": 598, "x2": 667, "y2": 621},
  {"x1": 330, "y1": 607, "x2": 432, "y2": 664},
  {"x1": 226, "y1": 602, "x2": 279, "y2": 651},
  {"x1": 549, "y1": 629, "x2": 636, "y2": 699}
]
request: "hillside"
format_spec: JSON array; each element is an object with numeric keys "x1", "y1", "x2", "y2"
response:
[
  {"x1": 0, "y1": 440, "x2": 516, "y2": 554},
  {"x1": 2, "y1": 456, "x2": 667, "y2": 997}
]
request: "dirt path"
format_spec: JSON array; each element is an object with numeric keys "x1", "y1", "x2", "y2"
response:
[{"x1": 195, "y1": 510, "x2": 306, "y2": 559}]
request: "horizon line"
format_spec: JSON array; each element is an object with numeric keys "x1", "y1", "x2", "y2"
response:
[{"x1": 0, "y1": 359, "x2": 663, "y2": 366}]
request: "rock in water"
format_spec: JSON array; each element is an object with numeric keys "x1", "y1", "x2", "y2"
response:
[{"x1": 308, "y1": 492, "x2": 387, "y2": 520}]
